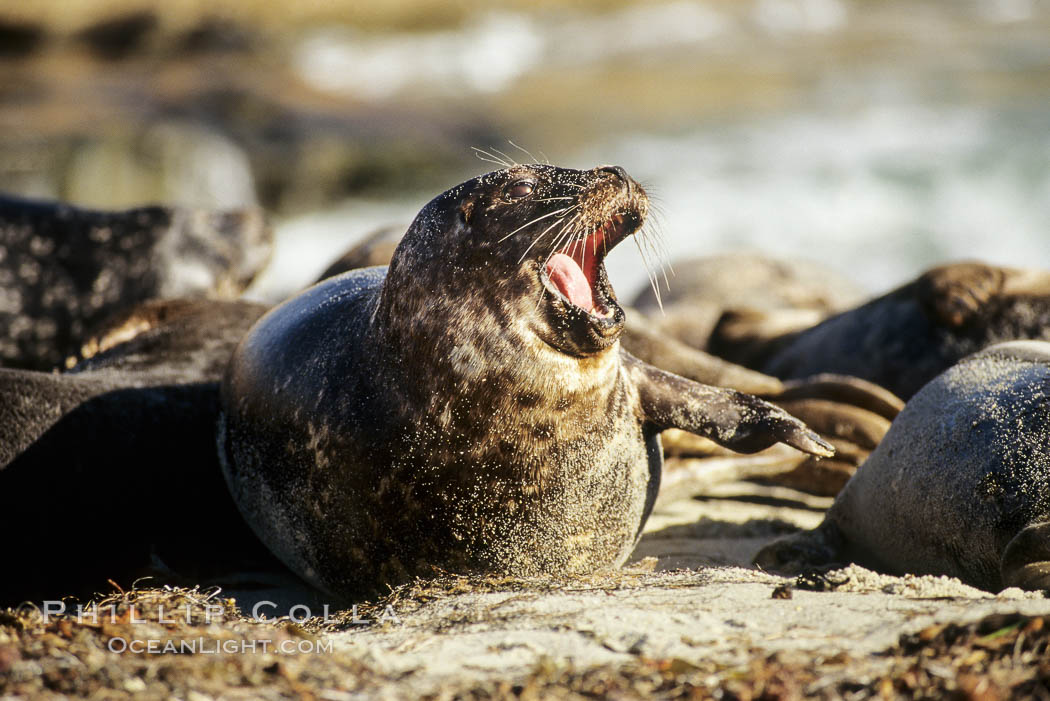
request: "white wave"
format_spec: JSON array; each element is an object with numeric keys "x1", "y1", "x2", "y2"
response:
[
  {"x1": 294, "y1": 13, "x2": 543, "y2": 99},
  {"x1": 249, "y1": 103, "x2": 1050, "y2": 305},
  {"x1": 293, "y1": 2, "x2": 731, "y2": 100},
  {"x1": 594, "y1": 104, "x2": 1050, "y2": 299},
  {"x1": 753, "y1": 0, "x2": 847, "y2": 35}
]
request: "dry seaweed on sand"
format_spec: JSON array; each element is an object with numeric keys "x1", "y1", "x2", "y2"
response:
[
  {"x1": 451, "y1": 613, "x2": 1050, "y2": 700},
  {"x1": 2, "y1": 581, "x2": 1050, "y2": 699},
  {"x1": 0, "y1": 585, "x2": 374, "y2": 700}
]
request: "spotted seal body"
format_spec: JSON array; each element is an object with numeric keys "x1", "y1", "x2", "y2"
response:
[
  {"x1": 220, "y1": 164, "x2": 832, "y2": 598},
  {"x1": 0, "y1": 193, "x2": 272, "y2": 370},
  {"x1": 316, "y1": 237, "x2": 904, "y2": 499},
  {"x1": 756, "y1": 341, "x2": 1050, "y2": 592}
]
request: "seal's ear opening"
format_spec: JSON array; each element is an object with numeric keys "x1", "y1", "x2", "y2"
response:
[{"x1": 459, "y1": 200, "x2": 474, "y2": 226}]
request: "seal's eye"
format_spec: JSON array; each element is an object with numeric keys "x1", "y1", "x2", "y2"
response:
[{"x1": 505, "y1": 181, "x2": 535, "y2": 200}]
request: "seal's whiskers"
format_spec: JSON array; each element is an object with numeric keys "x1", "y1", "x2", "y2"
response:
[
  {"x1": 633, "y1": 234, "x2": 663, "y2": 312},
  {"x1": 645, "y1": 201, "x2": 674, "y2": 290},
  {"x1": 508, "y1": 140, "x2": 541, "y2": 164},
  {"x1": 497, "y1": 206, "x2": 576, "y2": 243},
  {"x1": 518, "y1": 212, "x2": 576, "y2": 264},
  {"x1": 548, "y1": 213, "x2": 585, "y2": 262},
  {"x1": 545, "y1": 216, "x2": 579, "y2": 266},
  {"x1": 490, "y1": 147, "x2": 519, "y2": 167},
  {"x1": 472, "y1": 147, "x2": 511, "y2": 168},
  {"x1": 647, "y1": 227, "x2": 673, "y2": 292}
]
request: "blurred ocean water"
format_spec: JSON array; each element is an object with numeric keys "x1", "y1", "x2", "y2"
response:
[
  {"x1": 595, "y1": 103, "x2": 1050, "y2": 299},
  {"x1": 253, "y1": 100, "x2": 1050, "y2": 302},
  {"x1": 3, "y1": 0, "x2": 1048, "y2": 304}
]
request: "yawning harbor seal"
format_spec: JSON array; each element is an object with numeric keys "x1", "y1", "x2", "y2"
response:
[{"x1": 219, "y1": 164, "x2": 833, "y2": 598}]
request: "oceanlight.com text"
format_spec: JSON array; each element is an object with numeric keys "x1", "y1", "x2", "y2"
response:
[{"x1": 106, "y1": 637, "x2": 335, "y2": 655}]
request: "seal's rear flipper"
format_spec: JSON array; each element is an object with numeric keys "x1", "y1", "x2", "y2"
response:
[
  {"x1": 770, "y1": 374, "x2": 904, "y2": 422},
  {"x1": 752, "y1": 522, "x2": 846, "y2": 575},
  {"x1": 1001, "y1": 521, "x2": 1050, "y2": 591},
  {"x1": 751, "y1": 374, "x2": 903, "y2": 496},
  {"x1": 626, "y1": 351, "x2": 834, "y2": 458}
]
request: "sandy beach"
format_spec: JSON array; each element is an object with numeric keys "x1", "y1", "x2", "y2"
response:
[{"x1": 4, "y1": 478, "x2": 1048, "y2": 699}]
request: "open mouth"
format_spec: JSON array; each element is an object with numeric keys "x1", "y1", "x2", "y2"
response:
[{"x1": 542, "y1": 214, "x2": 635, "y2": 318}]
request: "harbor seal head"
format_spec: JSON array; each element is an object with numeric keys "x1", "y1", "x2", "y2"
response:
[
  {"x1": 219, "y1": 164, "x2": 833, "y2": 598},
  {"x1": 379, "y1": 163, "x2": 645, "y2": 357}
]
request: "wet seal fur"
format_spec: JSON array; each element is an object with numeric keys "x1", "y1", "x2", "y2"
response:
[
  {"x1": 756, "y1": 340, "x2": 1050, "y2": 592},
  {"x1": 219, "y1": 164, "x2": 834, "y2": 598}
]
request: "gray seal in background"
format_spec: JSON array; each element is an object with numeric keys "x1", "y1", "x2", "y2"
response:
[
  {"x1": 756, "y1": 341, "x2": 1050, "y2": 592},
  {"x1": 630, "y1": 253, "x2": 867, "y2": 352}
]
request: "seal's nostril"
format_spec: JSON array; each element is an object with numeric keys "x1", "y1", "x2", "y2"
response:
[{"x1": 598, "y1": 165, "x2": 632, "y2": 195}]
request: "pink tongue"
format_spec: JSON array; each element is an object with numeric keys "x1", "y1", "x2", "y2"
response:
[{"x1": 546, "y1": 253, "x2": 594, "y2": 312}]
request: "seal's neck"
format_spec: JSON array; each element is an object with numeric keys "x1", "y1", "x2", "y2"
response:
[{"x1": 371, "y1": 262, "x2": 624, "y2": 451}]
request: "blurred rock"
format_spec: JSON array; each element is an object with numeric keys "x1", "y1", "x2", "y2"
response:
[
  {"x1": 0, "y1": 19, "x2": 46, "y2": 59},
  {"x1": 63, "y1": 121, "x2": 258, "y2": 210},
  {"x1": 175, "y1": 17, "x2": 256, "y2": 56},
  {"x1": 74, "y1": 10, "x2": 158, "y2": 61}
]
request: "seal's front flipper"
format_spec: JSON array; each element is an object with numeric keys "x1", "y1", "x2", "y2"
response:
[
  {"x1": 627, "y1": 352, "x2": 834, "y2": 458},
  {"x1": 1001, "y1": 521, "x2": 1050, "y2": 591}
]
